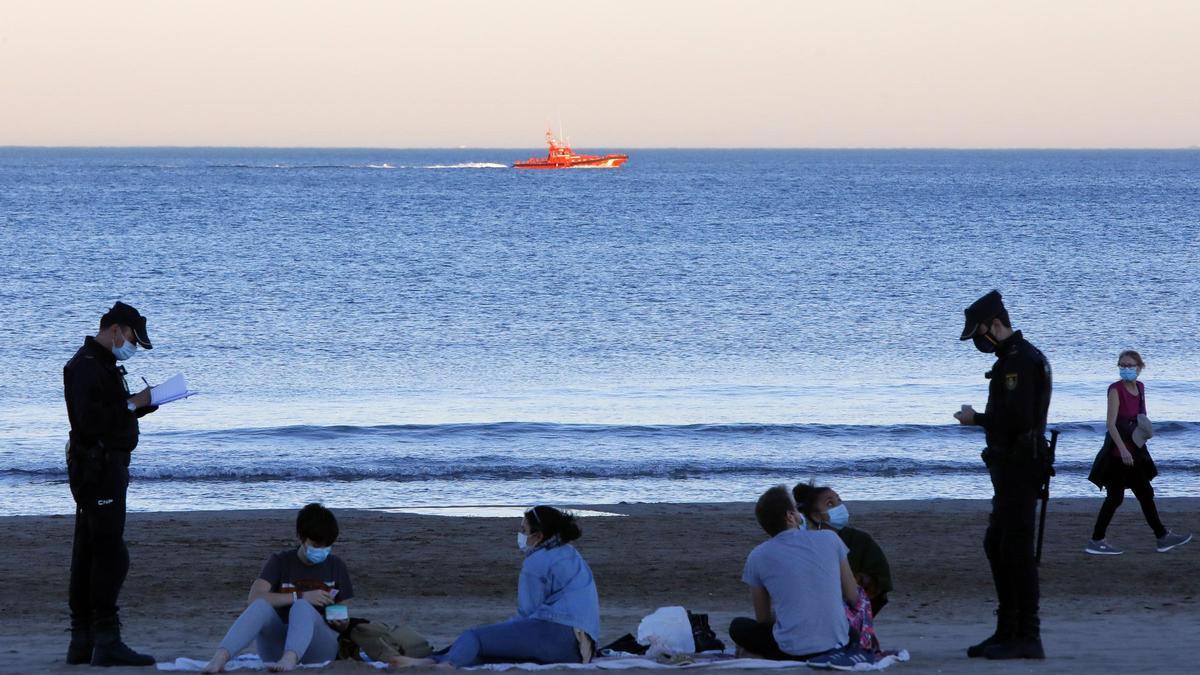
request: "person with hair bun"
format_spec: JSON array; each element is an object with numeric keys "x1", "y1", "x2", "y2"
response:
[
  {"x1": 729, "y1": 486, "x2": 865, "y2": 668},
  {"x1": 1086, "y1": 350, "x2": 1191, "y2": 555},
  {"x1": 792, "y1": 484, "x2": 893, "y2": 616},
  {"x1": 389, "y1": 506, "x2": 600, "y2": 669}
]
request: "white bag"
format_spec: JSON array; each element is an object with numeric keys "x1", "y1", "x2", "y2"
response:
[{"x1": 636, "y1": 606, "x2": 695, "y2": 656}]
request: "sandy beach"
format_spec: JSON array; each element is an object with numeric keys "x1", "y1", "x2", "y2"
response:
[{"x1": 3, "y1": 498, "x2": 1197, "y2": 674}]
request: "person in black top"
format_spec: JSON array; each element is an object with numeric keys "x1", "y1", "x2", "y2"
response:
[
  {"x1": 792, "y1": 483, "x2": 893, "y2": 616},
  {"x1": 954, "y1": 290, "x2": 1052, "y2": 661},
  {"x1": 201, "y1": 504, "x2": 353, "y2": 673},
  {"x1": 63, "y1": 301, "x2": 158, "y2": 667}
]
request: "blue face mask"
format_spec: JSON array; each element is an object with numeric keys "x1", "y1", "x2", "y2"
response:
[
  {"x1": 1119, "y1": 367, "x2": 1138, "y2": 382},
  {"x1": 112, "y1": 337, "x2": 137, "y2": 361},
  {"x1": 826, "y1": 504, "x2": 850, "y2": 530},
  {"x1": 304, "y1": 544, "x2": 331, "y2": 564}
]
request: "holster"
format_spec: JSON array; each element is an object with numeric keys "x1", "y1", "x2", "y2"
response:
[
  {"x1": 983, "y1": 433, "x2": 1052, "y2": 472},
  {"x1": 67, "y1": 439, "x2": 107, "y2": 487}
]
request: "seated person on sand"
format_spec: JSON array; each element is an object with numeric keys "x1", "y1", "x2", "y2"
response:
[
  {"x1": 201, "y1": 503, "x2": 353, "y2": 673},
  {"x1": 389, "y1": 506, "x2": 599, "y2": 669},
  {"x1": 729, "y1": 485, "x2": 862, "y2": 663},
  {"x1": 793, "y1": 482, "x2": 893, "y2": 615}
]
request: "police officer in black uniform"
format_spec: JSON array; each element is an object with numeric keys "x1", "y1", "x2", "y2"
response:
[
  {"x1": 64, "y1": 302, "x2": 158, "y2": 667},
  {"x1": 954, "y1": 290, "x2": 1052, "y2": 660}
]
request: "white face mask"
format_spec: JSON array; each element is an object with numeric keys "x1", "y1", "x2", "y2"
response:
[
  {"x1": 516, "y1": 532, "x2": 529, "y2": 551},
  {"x1": 826, "y1": 504, "x2": 850, "y2": 530},
  {"x1": 112, "y1": 332, "x2": 138, "y2": 361}
]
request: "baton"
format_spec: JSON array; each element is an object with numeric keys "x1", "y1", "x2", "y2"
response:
[{"x1": 1035, "y1": 428, "x2": 1059, "y2": 565}]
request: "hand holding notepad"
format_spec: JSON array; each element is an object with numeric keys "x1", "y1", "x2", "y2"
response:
[{"x1": 149, "y1": 373, "x2": 198, "y2": 406}]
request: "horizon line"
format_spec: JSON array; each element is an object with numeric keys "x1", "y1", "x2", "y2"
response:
[{"x1": 3, "y1": 144, "x2": 1199, "y2": 151}]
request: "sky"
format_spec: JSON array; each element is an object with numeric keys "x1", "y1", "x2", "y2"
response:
[{"x1": 1, "y1": 0, "x2": 1197, "y2": 148}]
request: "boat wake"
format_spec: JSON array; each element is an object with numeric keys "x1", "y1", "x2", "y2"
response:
[{"x1": 423, "y1": 162, "x2": 509, "y2": 169}]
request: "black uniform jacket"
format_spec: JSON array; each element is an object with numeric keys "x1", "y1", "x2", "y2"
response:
[
  {"x1": 973, "y1": 331, "x2": 1052, "y2": 459},
  {"x1": 63, "y1": 336, "x2": 156, "y2": 451}
]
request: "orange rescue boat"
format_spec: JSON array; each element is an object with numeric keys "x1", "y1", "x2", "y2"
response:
[{"x1": 514, "y1": 130, "x2": 628, "y2": 169}]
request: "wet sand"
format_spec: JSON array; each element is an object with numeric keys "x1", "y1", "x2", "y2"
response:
[{"x1": 3, "y1": 498, "x2": 1197, "y2": 674}]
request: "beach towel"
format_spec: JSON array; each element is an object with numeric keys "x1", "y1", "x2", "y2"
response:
[
  {"x1": 158, "y1": 650, "x2": 909, "y2": 671},
  {"x1": 156, "y1": 654, "x2": 344, "y2": 671},
  {"x1": 467, "y1": 652, "x2": 910, "y2": 670}
]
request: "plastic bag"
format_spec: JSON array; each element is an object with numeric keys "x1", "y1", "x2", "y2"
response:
[{"x1": 636, "y1": 606, "x2": 696, "y2": 656}]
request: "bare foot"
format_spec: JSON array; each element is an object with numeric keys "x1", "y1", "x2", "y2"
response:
[
  {"x1": 268, "y1": 651, "x2": 300, "y2": 672},
  {"x1": 201, "y1": 649, "x2": 231, "y2": 673},
  {"x1": 388, "y1": 655, "x2": 438, "y2": 669}
]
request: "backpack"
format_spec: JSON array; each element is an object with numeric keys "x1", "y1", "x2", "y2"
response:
[{"x1": 337, "y1": 619, "x2": 433, "y2": 661}]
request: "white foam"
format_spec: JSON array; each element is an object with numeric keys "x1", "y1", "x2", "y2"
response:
[
  {"x1": 374, "y1": 506, "x2": 626, "y2": 518},
  {"x1": 423, "y1": 162, "x2": 509, "y2": 169}
]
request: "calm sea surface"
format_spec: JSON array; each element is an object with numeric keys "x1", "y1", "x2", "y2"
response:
[{"x1": 1, "y1": 148, "x2": 1198, "y2": 515}]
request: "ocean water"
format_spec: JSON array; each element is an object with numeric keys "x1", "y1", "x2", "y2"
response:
[{"x1": 1, "y1": 148, "x2": 1198, "y2": 516}]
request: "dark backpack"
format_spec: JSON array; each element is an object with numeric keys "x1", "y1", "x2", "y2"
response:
[{"x1": 687, "y1": 611, "x2": 725, "y2": 653}]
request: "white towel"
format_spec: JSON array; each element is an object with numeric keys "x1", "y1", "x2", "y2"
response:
[{"x1": 157, "y1": 651, "x2": 910, "y2": 671}]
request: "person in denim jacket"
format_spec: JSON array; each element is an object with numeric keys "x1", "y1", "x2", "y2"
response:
[{"x1": 389, "y1": 506, "x2": 600, "y2": 668}]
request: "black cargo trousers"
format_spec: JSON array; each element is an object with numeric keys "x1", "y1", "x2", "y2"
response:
[
  {"x1": 984, "y1": 455, "x2": 1042, "y2": 624},
  {"x1": 67, "y1": 446, "x2": 132, "y2": 623}
]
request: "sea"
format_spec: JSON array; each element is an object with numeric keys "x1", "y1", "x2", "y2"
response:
[{"x1": 1, "y1": 148, "x2": 1198, "y2": 516}]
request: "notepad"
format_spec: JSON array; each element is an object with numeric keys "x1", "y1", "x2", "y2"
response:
[{"x1": 150, "y1": 373, "x2": 197, "y2": 406}]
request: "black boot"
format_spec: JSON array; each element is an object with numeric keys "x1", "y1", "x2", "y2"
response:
[
  {"x1": 966, "y1": 608, "x2": 1016, "y2": 658},
  {"x1": 90, "y1": 616, "x2": 155, "y2": 667},
  {"x1": 66, "y1": 619, "x2": 93, "y2": 665},
  {"x1": 984, "y1": 613, "x2": 1045, "y2": 660}
]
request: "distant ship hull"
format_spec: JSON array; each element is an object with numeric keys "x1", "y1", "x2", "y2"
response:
[
  {"x1": 514, "y1": 129, "x2": 628, "y2": 169},
  {"x1": 514, "y1": 154, "x2": 628, "y2": 169}
]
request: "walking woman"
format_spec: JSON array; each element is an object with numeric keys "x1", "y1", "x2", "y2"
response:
[
  {"x1": 389, "y1": 506, "x2": 599, "y2": 669},
  {"x1": 1086, "y1": 350, "x2": 1191, "y2": 555}
]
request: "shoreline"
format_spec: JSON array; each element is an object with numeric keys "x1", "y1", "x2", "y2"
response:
[{"x1": 5, "y1": 499, "x2": 1198, "y2": 673}]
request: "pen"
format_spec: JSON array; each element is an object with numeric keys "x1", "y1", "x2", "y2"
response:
[{"x1": 142, "y1": 377, "x2": 151, "y2": 389}]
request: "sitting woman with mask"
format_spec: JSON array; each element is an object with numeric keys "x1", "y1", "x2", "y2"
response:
[
  {"x1": 389, "y1": 506, "x2": 600, "y2": 669},
  {"x1": 201, "y1": 503, "x2": 353, "y2": 673},
  {"x1": 793, "y1": 483, "x2": 893, "y2": 616}
]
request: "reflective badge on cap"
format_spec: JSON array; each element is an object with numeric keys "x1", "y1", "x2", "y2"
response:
[{"x1": 1006, "y1": 373, "x2": 1019, "y2": 391}]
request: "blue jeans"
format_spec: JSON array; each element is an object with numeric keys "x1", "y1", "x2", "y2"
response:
[{"x1": 435, "y1": 618, "x2": 580, "y2": 667}]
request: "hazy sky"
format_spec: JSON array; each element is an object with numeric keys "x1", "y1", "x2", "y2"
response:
[{"x1": 1, "y1": 0, "x2": 1197, "y2": 147}]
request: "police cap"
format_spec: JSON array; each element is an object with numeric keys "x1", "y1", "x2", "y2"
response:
[
  {"x1": 959, "y1": 290, "x2": 1005, "y2": 341},
  {"x1": 102, "y1": 301, "x2": 153, "y2": 349}
]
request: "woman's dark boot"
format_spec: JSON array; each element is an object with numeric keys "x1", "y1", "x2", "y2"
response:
[
  {"x1": 966, "y1": 608, "x2": 1016, "y2": 657},
  {"x1": 66, "y1": 619, "x2": 93, "y2": 665},
  {"x1": 90, "y1": 616, "x2": 155, "y2": 667},
  {"x1": 984, "y1": 613, "x2": 1045, "y2": 660}
]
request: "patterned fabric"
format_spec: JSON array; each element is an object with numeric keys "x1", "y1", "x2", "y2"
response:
[{"x1": 845, "y1": 586, "x2": 880, "y2": 652}]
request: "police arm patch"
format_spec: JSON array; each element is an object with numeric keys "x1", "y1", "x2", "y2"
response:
[{"x1": 1005, "y1": 373, "x2": 1019, "y2": 390}]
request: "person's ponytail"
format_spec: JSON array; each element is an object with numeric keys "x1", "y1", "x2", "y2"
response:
[{"x1": 526, "y1": 506, "x2": 582, "y2": 543}]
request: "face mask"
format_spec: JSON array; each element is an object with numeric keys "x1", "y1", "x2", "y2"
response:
[
  {"x1": 516, "y1": 532, "x2": 529, "y2": 551},
  {"x1": 112, "y1": 334, "x2": 138, "y2": 361},
  {"x1": 304, "y1": 544, "x2": 331, "y2": 564},
  {"x1": 972, "y1": 328, "x2": 998, "y2": 354},
  {"x1": 826, "y1": 504, "x2": 850, "y2": 530},
  {"x1": 1119, "y1": 367, "x2": 1138, "y2": 382}
]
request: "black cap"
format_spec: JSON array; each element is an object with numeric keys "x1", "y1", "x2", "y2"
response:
[
  {"x1": 102, "y1": 302, "x2": 152, "y2": 349},
  {"x1": 959, "y1": 290, "x2": 1005, "y2": 340}
]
